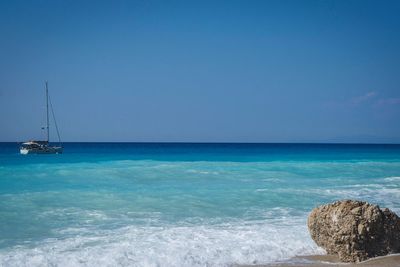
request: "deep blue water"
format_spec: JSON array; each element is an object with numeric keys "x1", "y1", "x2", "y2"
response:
[
  {"x1": 2, "y1": 142, "x2": 400, "y2": 163},
  {"x1": 0, "y1": 143, "x2": 399, "y2": 266}
]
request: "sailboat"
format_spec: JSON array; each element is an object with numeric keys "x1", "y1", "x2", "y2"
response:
[{"x1": 20, "y1": 81, "x2": 63, "y2": 154}]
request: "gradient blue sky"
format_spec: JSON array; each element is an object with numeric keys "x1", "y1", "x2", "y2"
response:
[{"x1": 1, "y1": 0, "x2": 399, "y2": 143}]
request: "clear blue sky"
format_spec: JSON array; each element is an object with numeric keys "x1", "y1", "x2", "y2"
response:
[{"x1": 1, "y1": 0, "x2": 399, "y2": 143}]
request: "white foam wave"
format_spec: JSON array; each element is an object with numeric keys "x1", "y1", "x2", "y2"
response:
[
  {"x1": 186, "y1": 169, "x2": 220, "y2": 175},
  {"x1": 261, "y1": 178, "x2": 283, "y2": 182},
  {"x1": 0, "y1": 222, "x2": 323, "y2": 267},
  {"x1": 384, "y1": 176, "x2": 400, "y2": 182},
  {"x1": 255, "y1": 188, "x2": 268, "y2": 192}
]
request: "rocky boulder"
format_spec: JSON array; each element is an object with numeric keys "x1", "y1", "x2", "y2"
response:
[{"x1": 307, "y1": 200, "x2": 400, "y2": 262}]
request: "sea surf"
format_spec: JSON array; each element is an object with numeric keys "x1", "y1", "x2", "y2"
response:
[{"x1": 0, "y1": 143, "x2": 399, "y2": 266}]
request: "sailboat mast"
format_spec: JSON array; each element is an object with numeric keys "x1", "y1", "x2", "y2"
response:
[{"x1": 46, "y1": 81, "x2": 50, "y2": 143}]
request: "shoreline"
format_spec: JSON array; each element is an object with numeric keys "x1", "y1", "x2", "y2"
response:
[{"x1": 237, "y1": 254, "x2": 400, "y2": 267}]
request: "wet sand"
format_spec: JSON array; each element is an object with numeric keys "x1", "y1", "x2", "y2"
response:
[{"x1": 238, "y1": 254, "x2": 400, "y2": 267}]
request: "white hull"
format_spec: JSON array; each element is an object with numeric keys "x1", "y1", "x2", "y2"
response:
[{"x1": 20, "y1": 146, "x2": 63, "y2": 155}]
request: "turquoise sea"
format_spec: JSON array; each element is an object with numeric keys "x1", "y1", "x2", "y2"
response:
[{"x1": 0, "y1": 143, "x2": 399, "y2": 266}]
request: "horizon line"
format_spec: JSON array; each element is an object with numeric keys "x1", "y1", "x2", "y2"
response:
[{"x1": 2, "y1": 141, "x2": 400, "y2": 145}]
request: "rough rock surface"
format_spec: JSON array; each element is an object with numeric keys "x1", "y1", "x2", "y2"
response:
[{"x1": 307, "y1": 200, "x2": 400, "y2": 262}]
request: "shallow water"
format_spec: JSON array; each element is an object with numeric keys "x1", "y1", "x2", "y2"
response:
[{"x1": 0, "y1": 143, "x2": 399, "y2": 266}]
